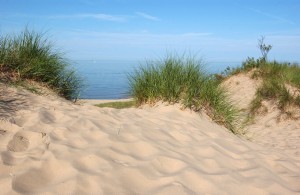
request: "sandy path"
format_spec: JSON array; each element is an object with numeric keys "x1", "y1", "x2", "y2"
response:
[{"x1": 0, "y1": 84, "x2": 300, "y2": 194}]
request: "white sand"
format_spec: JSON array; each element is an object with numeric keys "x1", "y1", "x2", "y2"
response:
[
  {"x1": 222, "y1": 71, "x2": 261, "y2": 111},
  {"x1": 1, "y1": 82, "x2": 300, "y2": 194}
]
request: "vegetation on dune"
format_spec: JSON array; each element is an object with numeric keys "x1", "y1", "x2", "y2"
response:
[
  {"x1": 95, "y1": 100, "x2": 136, "y2": 109},
  {"x1": 2, "y1": 27, "x2": 298, "y2": 133},
  {"x1": 249, "y1": 61, "x2": 300, "y2": 116},
  {"x1": 220, "y1": 36, "x2": 300, "y2": 118},
  {"x1": 129, "y1": 54, "x2": 238, "y2": 133},
  {"x1": 0, "y1": 28, "x2": 82, "y2": 100}
]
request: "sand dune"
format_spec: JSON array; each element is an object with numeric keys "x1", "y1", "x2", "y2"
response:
[
  {"x1": 224, "y1": 73, "x2": 300, "y2": 157},
  {"x1": 1, "y1": 83, "x2": 300, "y2": 194}
]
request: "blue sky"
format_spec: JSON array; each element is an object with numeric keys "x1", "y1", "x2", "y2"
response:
[{"x1": 1, "y1": 0, "x2": 299, "y2": 62}]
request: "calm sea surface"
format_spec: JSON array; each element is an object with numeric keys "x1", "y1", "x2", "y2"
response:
[{"x1": 73, "y1": 60, "x2": 241, "y2": 99}]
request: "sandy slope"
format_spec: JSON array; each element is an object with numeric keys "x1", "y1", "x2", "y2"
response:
[
  {"x1": 224, "y1": 72, "x2": 300, "y2": 158},
  {"x1": 0, "y1": 83, "x2": 300, "y2": 194}
]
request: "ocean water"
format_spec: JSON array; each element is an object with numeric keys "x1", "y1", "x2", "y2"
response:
[
  {"x1": 73, "y1": 60, "x2": 240, "y2": 99},
  {"x1": 73, "y1": 60, "x2": 139, "y2": 99}
]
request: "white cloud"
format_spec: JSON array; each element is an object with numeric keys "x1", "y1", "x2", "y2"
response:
[
  {"x1": 49, "y1": 13, "x2": 126, "y2": 22},
  {"x1": 136, "y1": 12, "x2": 160, "y2": 21},
  {"x1": 3, "y1": 11, "x2": 161, "y2": 22},
  {"x1": 2, "y1": 13, "x2": 127, "y2": 22},
  {"x1": 252, "y1": 9, "x2": 295, "y2": 25},
  {"x1": 75, "y1": 14, "x2": 126, "y2": 22}
]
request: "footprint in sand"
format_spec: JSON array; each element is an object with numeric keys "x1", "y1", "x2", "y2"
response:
[
  {"x1": 0, "y1": 129, "x2": 7, "y2": 136},
  {"x1": 2, "y1": 130, "x2": 50, "y2": 165},
  {"x1": 7, "y1": 134, "x2": 30, "y2": 152},
  {"x1": 152, "y1": 156, "x2": 187, "y2": 174}
]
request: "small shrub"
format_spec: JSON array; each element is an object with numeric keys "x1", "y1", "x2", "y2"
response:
[
  {"x1": 258, "y1": 36, "x2": 272, "y2": 62},
  {"x1": 242, "y1": 57, "x2": 260, "y2": 70}
]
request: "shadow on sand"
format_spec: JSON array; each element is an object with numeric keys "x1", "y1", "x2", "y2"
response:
[{"x1": 0, "y1": 83, "x2": 29, "y2": 120}]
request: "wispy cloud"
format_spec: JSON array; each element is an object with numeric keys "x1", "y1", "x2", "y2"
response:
[
  {"x1": 49, "y1": 13, "x2": 126, "y2": 22},
  {"x1": 136, "y1": 12, "x2": 160, "y2": 21},
  {"x1": 4, "y1": 12, "x2": 161, "y2": 22},
  {"x1": 252, "y1": 9, "x2": 295, "y2": 25},
  {"x1": 67, "y1": 29, "x2": 213, "y2": 41},
  {"x1": 2, "y1": 12, "x2": 127, "y2": 22},
  {"x1": 58, "y1": 29, "x2": 300, "y2": 62}
]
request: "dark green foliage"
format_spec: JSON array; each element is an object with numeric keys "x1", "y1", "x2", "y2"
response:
[{"x1": 0, "y1": 28, "x2": 82, "y2": 100}]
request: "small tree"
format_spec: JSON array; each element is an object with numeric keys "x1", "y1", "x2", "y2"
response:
[{"x1": 258, "y1": 36, "x2": 272, "y2": 62}]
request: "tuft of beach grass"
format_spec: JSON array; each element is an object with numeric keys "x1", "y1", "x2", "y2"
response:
[
  {"x1": 222, "y1": 56, "x2": 300, "y2": 120},
  {"x1": 0, "y1": 27, "x2": 82, "y2": 100},
  {"x1": 218, "y1": 37, "x2": 300, "y2": 120},
  {"x1": 128, "y1": 54, "x2": 239, "y2": 133},
  {"x1": 248, "y1": 61, "x2": 300, "y2": 116}
]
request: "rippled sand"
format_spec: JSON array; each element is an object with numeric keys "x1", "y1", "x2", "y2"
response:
[{"x1": 0, "y1": 82, "x2": 299, "y2": 194}]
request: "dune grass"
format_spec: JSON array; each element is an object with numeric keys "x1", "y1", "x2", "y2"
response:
[
  {"x1": 129, "y1": 54, "x2": 238, "y2": 133},
  {"x1": 248, "y1": 61, "x2": 300, "y2": 115},
  {"x1": 215, "y1": 36, "x2": 300, "y2": 122},
  {"x1": 0, "y1": 28, "x2": 82, "y2": 100},
  {"x1": 95, "y1": 100, "x2": 136, "y2": 109},
  {"x1": 224, "y1": 53, "x2": 300, "y2": 118}
]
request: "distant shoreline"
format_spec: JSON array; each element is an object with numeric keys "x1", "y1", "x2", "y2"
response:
[
  {"x1": 78, "y1": 98, "x2": 133, "y2": 106},
  {"x1": 74, "y1": 60, "x2": 242, "y2": 99}
]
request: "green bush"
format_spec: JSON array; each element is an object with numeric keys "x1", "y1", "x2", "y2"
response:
[{"x1": 0, "y1": 28, "x2": 82, "y2": 100}]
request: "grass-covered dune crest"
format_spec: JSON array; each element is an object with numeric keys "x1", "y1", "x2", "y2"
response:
[
  {"x1": 231, "y1": 59, "x2": 300, "y2": 120},
  {"x1": 0, "y1": 28, "x2": 82, "y2": 100},
  {"x1": 129, "y1": 54, "x2": 239, "y2": 133},
  {"x1": 220, "y1": 37, "x2": 300, "y2": 121}
]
